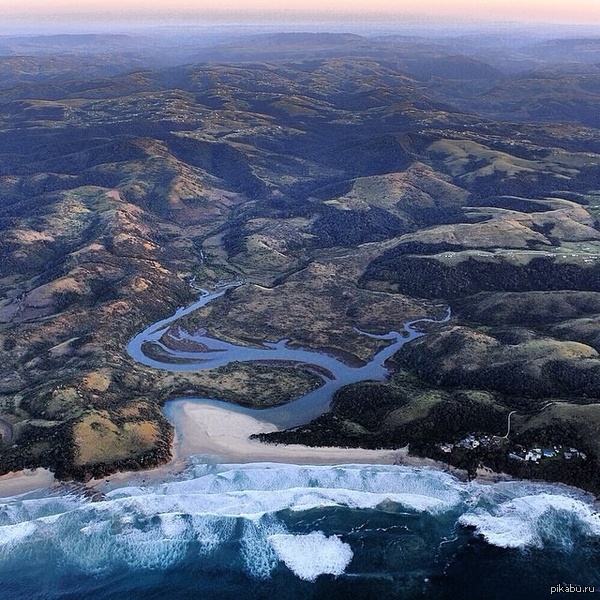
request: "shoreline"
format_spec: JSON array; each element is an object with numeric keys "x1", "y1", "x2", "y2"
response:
[
  {"x1": 0, "y1": 399, "x2": 469, "y2": 498},
  {"x1": 166, "y1": 399, "x2": 517, "y2": 484},
  {"x1": 86, "y1": 398, "x2": 475, "y2": 495},
  {"x1": 0, "y1": 398, "x2": 588, "y2": 500},
  {"x1": 169, "y1": 399, "x2": 404, "y2": 465},
  {"x1": 0, "y1": 468, "x2": 56, "y2": 499}
]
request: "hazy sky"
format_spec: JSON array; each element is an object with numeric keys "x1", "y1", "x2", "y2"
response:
[{"x1": 4, "y1": 0, "x2": 600, "y2": 24}]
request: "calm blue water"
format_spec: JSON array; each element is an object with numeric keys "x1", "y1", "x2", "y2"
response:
[
  {"x1": 0, "y1": 461, "x2": 598, "y2": 600},
  {"x1": 128, "y1": 288, "x2": 449, "y2": 427}
]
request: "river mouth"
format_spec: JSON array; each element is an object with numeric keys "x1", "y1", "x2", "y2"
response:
[
  {"x1": 1, "y1": 296, "x2": 597, "y2": 600},
  {"x1": 162, "y1": 398, "x2": 405, "y2": 465},
  {"x1": 127, "y1": 286, "x2": 450, "y2": 431}
]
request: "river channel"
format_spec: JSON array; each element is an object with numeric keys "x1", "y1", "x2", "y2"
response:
[{"x1": 127, "y1": 286, "x2": 449, "y2": 429}]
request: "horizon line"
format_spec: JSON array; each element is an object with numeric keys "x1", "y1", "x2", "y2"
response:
[{"x1": 4, "y1": 8, "x2": 600, "y2": 27}]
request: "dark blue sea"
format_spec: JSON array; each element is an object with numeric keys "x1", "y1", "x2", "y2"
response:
[{"x1": 0, "y1": 460, "x2": 598, "y2": 600}]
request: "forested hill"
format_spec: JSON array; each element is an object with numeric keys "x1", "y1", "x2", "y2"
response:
[{"x1": 0, "y1": 29, "x2": 600, "y2": 489}]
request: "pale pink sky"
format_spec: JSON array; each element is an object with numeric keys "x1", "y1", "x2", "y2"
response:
[{"x1": 4, "y1": 0, "x2": 600, "y2": 24}]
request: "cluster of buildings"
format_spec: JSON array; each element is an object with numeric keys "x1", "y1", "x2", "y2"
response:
[
  {"x1": 509, "y1": 446, "x2": 587, "y2": 463},
  {"x1": 438, "y1": 434, "x2": 505, "y2": 454},
  {"x1": 437, "y1": 434, "x2": 587, "y2": 464}
]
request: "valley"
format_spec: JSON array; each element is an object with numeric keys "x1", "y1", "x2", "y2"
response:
[{"x1": 0, "y1": 30, "x2": 600, "y2": 492}]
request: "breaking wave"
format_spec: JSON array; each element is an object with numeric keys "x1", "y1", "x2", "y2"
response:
[
  {"x1": 268, "y1": 531, "x2": 353, "y2": 581},
  {"x1": 0, "y1": 461, "x2": 598, "y2": 598},
  {"x1": 459, "y1": 491, "x2": 600, "y2": 550}
]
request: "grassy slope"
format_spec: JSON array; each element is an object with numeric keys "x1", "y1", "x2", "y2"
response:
[{"x1": 1, "y1": 45, "x2": 600, "y2": 485}]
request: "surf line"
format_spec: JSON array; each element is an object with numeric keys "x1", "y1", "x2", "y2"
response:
[{"x1": 127, "y1": 285, "x2": 450, "y2": 428}]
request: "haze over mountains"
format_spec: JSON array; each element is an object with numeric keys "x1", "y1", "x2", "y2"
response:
[{"x1": 1, "y1": 27, "x2": 600, "y2": 490}]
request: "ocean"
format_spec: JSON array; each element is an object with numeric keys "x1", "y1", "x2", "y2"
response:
[{"x1": 0, "y1": 460, "x2": 598, "y2": 600}]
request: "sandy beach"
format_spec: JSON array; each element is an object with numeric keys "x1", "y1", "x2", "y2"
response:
[
  {"x1": 169, "y1": 399, "x2": 406, "y2": 464},
  {"x1": 0, "y1": 468, "x2": 56, "y2": 498},
  {"x1": 167, "y1": 399, "x2": 475, "y2": 477},
  {"x1": 86, "y1": 398, "x2": 474, "y2": 494},
  {"x1": 167, "y1": 399, "x2": 528, "y2": 485},
  {"x1": 0, "y1": 399, "x2": 507, "y2": 498}
]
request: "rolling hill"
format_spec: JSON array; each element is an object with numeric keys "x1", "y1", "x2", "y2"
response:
[{"x1": 1, "y1": 30, "x2": 600, "y2": 489}]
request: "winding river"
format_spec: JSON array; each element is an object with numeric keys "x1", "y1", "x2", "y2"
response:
[
  {"x1": 127, "y1": 285, "x2": 449, "y2": 429},
  {"x1": 3, "y1": 289, "x2": 599, "y2": 600}
]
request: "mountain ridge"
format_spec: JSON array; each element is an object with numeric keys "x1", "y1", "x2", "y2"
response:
[{"x1": 0, "y1": 32, "x2": 600, "y2": 489}]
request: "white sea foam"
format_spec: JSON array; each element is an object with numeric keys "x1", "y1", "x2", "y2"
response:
[
  {"x1": 0, "y1": 495, "x2": 81, "y2": 526},
  {"x1": 59, "y1": 514, "x2": 190, "y2": 573},
  {"x1": 0, "y1": 521, "x2": 36, "y2": 547},
  {"x1": 100, "y1": 486, "x2": 456, "y2": 522},
  {"x1": 0, "y1": 463, "x2": 598, "y2": 577},
  {"x1": 460, "y1": 493, "x2": 600, "y2": 549},
  {"x1": 107, "y1": 463, "x2": 465, "y2": 516},
  {"x1": 241, "y1": 515, "x2": 287, "y2": 579},
  {"x1": 191, "y1": 514, "x2": 235, "y2": 555},
  {"x1": 115, "y1": 525, "x2": 188, "y2": 570},
  {"x1": 159, "y1": 512, "x2": 189, "y2": 539},
  {"x1": 268, "y1": 531, "x2": 353, "y2": 582}
]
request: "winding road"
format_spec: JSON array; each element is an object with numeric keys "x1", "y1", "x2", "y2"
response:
[{"x1": 503, "y1": 410, "x2": 517, "y2": 439}]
